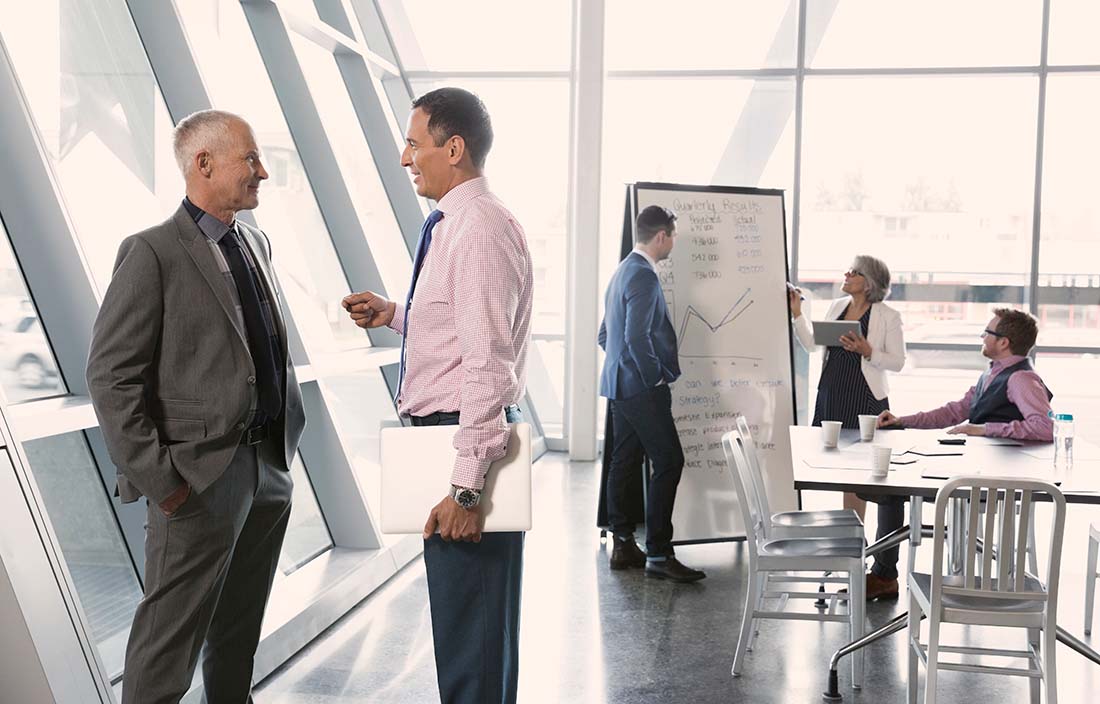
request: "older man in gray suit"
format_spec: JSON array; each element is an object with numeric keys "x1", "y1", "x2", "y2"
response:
[{"x1": 87, "y1": 109, "x2": 305, "y2": 704}]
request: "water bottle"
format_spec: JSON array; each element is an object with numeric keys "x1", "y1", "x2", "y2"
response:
[{"x1": 1054, "y1": 413, "x2": 1074, "y2": 472}]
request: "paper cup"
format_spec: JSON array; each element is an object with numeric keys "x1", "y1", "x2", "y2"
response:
[
  {"x1": 821, "y1": 421, "x2": 842, "y2": 448},
  {"x1": 858, "y1": 414, "x2": 878, "y2": 442},
  {"x1": 871, "y1": 445, "x2": 893, "y2": 477}
]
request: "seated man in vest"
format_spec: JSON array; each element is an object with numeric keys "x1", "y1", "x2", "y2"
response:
[{"x1": 863, "y1": 308, "x2": 1053, "y2": 600}]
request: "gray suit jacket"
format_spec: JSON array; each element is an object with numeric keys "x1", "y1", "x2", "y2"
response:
[{"x1": 87, "y1": 204, "x2": 306, "y2": 504}]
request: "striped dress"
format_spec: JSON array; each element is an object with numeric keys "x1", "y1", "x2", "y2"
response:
[{"x1": 811, "y1": 305, "x2": 890, "y2": 428}]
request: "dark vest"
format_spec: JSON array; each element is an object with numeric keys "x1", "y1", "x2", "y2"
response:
[{"x1": 969, "y1": 358, "x2": 1052, "y2": 425}]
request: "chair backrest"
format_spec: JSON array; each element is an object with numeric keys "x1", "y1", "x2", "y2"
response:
[
  {"x1": 930, "y1": 476, "x2": 1065, "y2": 610},
  {"x1": 734, "y1": 414, "x2": 773, "y2": 535},
  {"x1": 721, "y1": 430, "x2": 763, "y2": 559}
]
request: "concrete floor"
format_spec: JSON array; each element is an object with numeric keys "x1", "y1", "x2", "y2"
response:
[{"x1": 257, "y1": 453, "x2": 1100, "y2": 703}]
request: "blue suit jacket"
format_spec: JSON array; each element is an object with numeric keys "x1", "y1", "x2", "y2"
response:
[{"x1": 598, "y1": 252, "x2": 681, "y2": 400}]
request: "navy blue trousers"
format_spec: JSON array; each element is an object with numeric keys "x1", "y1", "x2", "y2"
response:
[
  {"x1": 606, "y1": 384, "x2": 685, "y2": 556},
  {"x1": 423, "y1": 532, "x2": 524, "y2": 704},
  {"x1": 414, "y1": 410, "x2": 524, "y2": 704}
]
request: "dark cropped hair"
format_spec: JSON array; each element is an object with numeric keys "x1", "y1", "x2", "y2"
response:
[
  {"x1": 992, "y1": 307, "x2": 1040, "y2": 356},
  {"x1": 411, "y1": 87, "x2": 494, "y2": 169},
  {"x1": 636, "y1": 205, "x2": 677, "y2": 243}
]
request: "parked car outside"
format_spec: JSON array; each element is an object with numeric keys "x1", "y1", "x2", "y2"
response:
[{"x1": 0, "y1": 315, "x2": 60, "y2": 388}]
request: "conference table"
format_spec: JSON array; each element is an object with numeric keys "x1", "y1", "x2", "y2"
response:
[{"x1": 788, "y1": 425, "x2": 1100, "y2": 700}]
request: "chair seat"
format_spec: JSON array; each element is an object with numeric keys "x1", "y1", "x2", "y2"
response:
[
  {"x1": 910, "y1": 572, "x2": 1047, "y2": 614},
  {"x1": 772, "y1": 509, "x2": 862, "y2": 528},
  {"x1": 760, "y1": 536, "x2": 865, "y2": 558}
]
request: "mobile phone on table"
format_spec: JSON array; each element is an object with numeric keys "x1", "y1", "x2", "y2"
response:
[{"x1": 938, "y1": 438, "x2": 966, "y2": 445}]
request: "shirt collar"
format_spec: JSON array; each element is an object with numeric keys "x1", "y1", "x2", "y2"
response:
[
  {"x1": 435, "y1": 176, "x2": 490, "y2": 216},
  {"x1": 632, "y1": 246, "x2": 658, "y2": 271},
  {"x1": 183, "y1": 197, "x2": 236, "y2": 244},
  {"x1": 989, "y1": 354, "x2": 1028, "y2": 374}
]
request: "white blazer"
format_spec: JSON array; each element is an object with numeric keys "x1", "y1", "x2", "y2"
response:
[{"x1": 792, "y1": 297, "x2": 906, "y2": 401}]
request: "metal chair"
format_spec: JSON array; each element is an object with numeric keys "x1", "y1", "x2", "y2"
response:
[
  {"x1": 723, "y1": 431, "x2": 867, "y2": 687},
  {"x1": 734, "y1": 415, "x2": 864, "y2": 539},
  {"x1": 907, "y1": 476, "x2": 1065, "y2": 704},
  {"x1": 1086, "y1": 523, "x2": 1099, "y2": 635}
]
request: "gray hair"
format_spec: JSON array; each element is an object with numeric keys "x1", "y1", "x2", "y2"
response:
[
  {"x1": 172, "y1": 109, "x2": 244, "y2": 176},
  {"x1": 852, "y1": 254, "x2": 891, "y2": 303}
]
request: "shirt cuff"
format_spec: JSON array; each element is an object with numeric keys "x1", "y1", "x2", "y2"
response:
[
  {"x1": 451, "y1": 455, "x2": 491, "y2": 491},
  {"x1": 387, "y1": 303, "x2": 406, "y2": 335}
]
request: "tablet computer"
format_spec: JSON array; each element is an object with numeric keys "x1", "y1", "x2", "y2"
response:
[
  {"x1": 812, "y1": 320, "x2": 862, "y2": 347},
  {"x1": 380, "y1": 422, "x2": 532, "y2": 533}
]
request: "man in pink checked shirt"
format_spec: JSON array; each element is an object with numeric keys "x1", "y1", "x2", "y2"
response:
[
  {"x1": 859, "y1": 308, "x2": 1053, "y2": 600},
  {"x1": 342, "y1": 87, "x2": 532, "y2": 704},
  {"x1": 876, "y1": 308, "x2": 1053, "y2": 440}
]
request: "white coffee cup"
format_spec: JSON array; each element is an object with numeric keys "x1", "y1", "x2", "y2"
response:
[
  {"x1": 858, "y1": 414, "x2": 878, "y2": 442},
  {"x1": 871, "y1": 445, "x2": 893, "y2": 477},
  {"x1": 821, "y1": 421, "x2": 842, "y2": 448}
]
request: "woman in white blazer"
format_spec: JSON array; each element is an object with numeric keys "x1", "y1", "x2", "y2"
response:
[{"x1": 789, "y1": 254, "x2": 906, "y2": 530}]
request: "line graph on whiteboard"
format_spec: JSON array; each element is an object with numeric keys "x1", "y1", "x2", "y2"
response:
[{"x1": 673, "y1": 287, "x2": 762, "y2": 362}]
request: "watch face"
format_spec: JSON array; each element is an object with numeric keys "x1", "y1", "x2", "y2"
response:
[{"x1": 456, "y1": 489, "x2": 479, "y2": 508}]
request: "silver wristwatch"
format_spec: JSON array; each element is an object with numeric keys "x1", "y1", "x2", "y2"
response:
[{"x1": 450, "y1": 485, "x2": 482, "y2": 509}]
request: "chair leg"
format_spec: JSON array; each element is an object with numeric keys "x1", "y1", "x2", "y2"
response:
[
  {"x1": 907, "y1": 591, "x2": 920, "y2": 704},
  {"x1": 1026, "y1": 505, "x2": 1039, "y2": 578},
  {"x1": 849, "y1": 566, "x2": 865, "y2": 688},
  {"x1": 732, "y1": 568, "x2": 760, "y2": 676},
  {"x1": 747, "y1": 572, "x2": 767, "y2": 651},
  {"x1": 1086, "y1": 533, "x2": 1098, "y2": 635},
  {"x1": 1043, "y1": 625, "x2": 1058, "y2": 704},
  {"x1": 923, "y1": 613, "x2": 940, "y2": 704},
  {"x1": 1027, "y1": 627, "x2": 1041, "y2": 704}
]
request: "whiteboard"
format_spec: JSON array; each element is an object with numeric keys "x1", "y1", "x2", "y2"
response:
[{"x1": 632, "y1": 182, "x2": 797, "y2": 542}]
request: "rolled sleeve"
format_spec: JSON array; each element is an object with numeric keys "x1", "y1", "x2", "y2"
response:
[
  {"x1": 898, "y1": 387, "x2": 975, "y2": 429},
  {"x1": 987, "y1": 372, "x2": 1054, "y2": 441},
  {"x1": 451, "y1": 230, "x2": 524, "y2": 489},
  {"x1": 387, "y1": 302, "x2": 407, "y2": 335}
]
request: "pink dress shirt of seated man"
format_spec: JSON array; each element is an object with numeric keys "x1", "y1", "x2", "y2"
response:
[{"x1": 877, "y1": 308, "x2": 1054, "y2": 442}]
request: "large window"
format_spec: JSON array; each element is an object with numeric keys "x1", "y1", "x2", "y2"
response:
[
  {"x1": 0, "y1": 0, "x2": 183, "y2": 294},
  {"x1": 605, "y1": 0, "x2": 797, "y2": 70},
  {"x1": 600, "y1": 77, "x2": 796, "y2": 290},
  {"x1": 1048, "y1": 0, "x2": 1100, "y2": 65},
  {"x1": 177, "y1": 0, "x2": 368, "y2": 356},
  {"x1": 21, "y1": 432, "x2": 142, "y2": 680},
  {"x1": 380, "y1": 0, "x2": 570, "y2": 72},
  {"x1": 278, "y1": 454, "x2": 333, "y2": 576},
  {"x1": 806, "y1": 0, "x2": 1041, "y2": 68},
  {"x1": 799, "y1": 74, "x2": 1038, "y2": 344},
  {"x1": 0, "y1": 222, "x2": 65, "y2": 402},
  {"x1": 597, "y1": 2, "x2": 1100, "y2": 446},
  {"x1": 286, "y1": 30, "x2": 411, "y2": 299}
]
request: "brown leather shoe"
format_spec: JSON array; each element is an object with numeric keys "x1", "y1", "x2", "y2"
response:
[
  {"x1": 610, "y1": 537, "x2": 647, "y2": 570},
  {"x1": 866, "y1": 572, "x2": 899, "y2": 601}
]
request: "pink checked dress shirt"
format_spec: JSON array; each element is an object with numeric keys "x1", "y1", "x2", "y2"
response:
[
  {"x1": 898, "y1": 355, "x2": 1054, "y2": 441},
  {"x1": 389, "y1": 177, "x2": 533, "y2": 489}
]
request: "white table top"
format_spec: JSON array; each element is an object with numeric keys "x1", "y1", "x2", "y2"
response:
[{"x1": 790, "y1": 425, "x2": 1100, "y2": 504}]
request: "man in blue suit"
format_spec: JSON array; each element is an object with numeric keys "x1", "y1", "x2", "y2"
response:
[{"x1": 598, "y1": 205, "x2": 705, "y2": 583}]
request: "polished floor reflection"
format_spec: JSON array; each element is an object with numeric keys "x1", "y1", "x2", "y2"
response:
[{"x1": 258, "y1": 453, "x2": 1100, "y2": 703}]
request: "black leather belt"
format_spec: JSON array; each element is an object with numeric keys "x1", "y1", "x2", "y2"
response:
[
  {"x1": 410, "y1": 404, "x2": 520, "y2": 427},
  {"x1": 244, "y1": 423, "x2": 270, "y2": 446},
  {"x1": 410, "y1": 410, "x2": 460, "y2": 427}
]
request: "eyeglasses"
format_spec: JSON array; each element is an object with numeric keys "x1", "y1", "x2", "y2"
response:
[
  {"x1": 844, "y1": 269, "x2": 864, "y2": 278},
  {"x1": 981, "y1": 328, "x2": 1007, "y2": 339}
]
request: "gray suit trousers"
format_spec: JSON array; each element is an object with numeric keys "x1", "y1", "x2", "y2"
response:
[{"x1": 121, "y1": 443, "x2": 293, "y2": 704}]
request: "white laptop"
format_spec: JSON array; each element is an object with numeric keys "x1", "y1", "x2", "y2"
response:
[{"x1": 380, "y1": 422, "x2": 532, "y2": 534}]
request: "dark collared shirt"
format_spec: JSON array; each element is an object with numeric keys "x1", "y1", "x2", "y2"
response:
[{"x1": 182, "y1": 197, "x2": 282, "y2": 427}]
